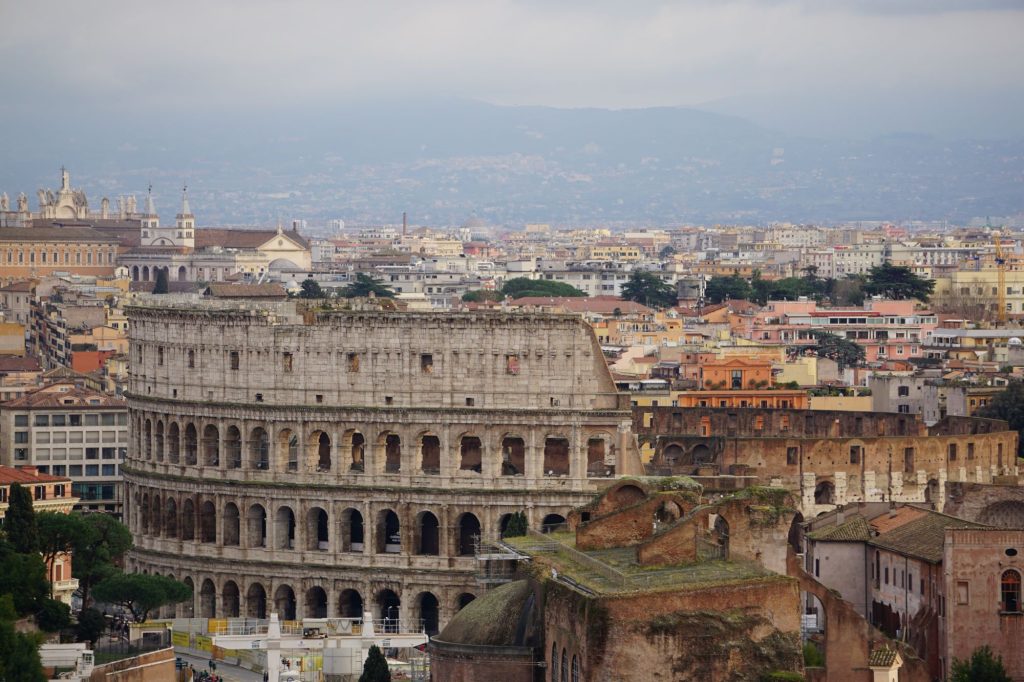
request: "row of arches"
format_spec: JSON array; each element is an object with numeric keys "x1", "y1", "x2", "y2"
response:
[
  {"x1": 135, "y1": 416, "x2": 616, "y2": 478},
  {"x1": 131, "y1": 265, "x2": 188, "y2": 282},
  {"x1": 135, "y1": 491, "x2": 568, "y2": 556}
]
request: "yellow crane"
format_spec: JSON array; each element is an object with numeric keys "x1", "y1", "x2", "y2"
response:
[{"x1": 994, "y1": 231, "x2": 1007, "y2": 323}]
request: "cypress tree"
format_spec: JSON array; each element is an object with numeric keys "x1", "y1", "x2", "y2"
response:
[
  {"x1": 359, "y1": 644, "x2": 391, "y2": 682},
  {"x1": 4, "y1": 484, "x2": 38, "y2": 554}
]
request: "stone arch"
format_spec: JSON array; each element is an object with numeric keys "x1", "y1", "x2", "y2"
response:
[
  {"x1": 348, "y1": 431, "x2": 365, "y2": 472},
  {"x1": 802, "y1": 591, "x2": 827, "y2": 662},
  {"x1": 378, "y1": 509, "x2": 401, "y2": 553},
  {"x1": 274, "y1": 584, "x2": 297, "y2": 621},
  {"x1": 542, "y1": 513, "x2": 567, "y2": 533},
  {"x1": 184, "y1": 423, "x2": 198, "y2": 465},
  {"x1": 140, "y1": 492, "x2": 150, "y2": 534},
  {"x1": 979, "y1": 501, "x2": 1024, "y2": 528},
  {"x1": 586, "y1": 432, "x2": 613, "y2": 476},
  {"x1": 202, "y1": 424, "x2": 219, "y2": 466},
  {"x1": 713, "y1": 514, "x2": 730, "y2": 558},
  {"x1": 181, "y1": 577, "x2": 195, "y2": 617},
  {"x1": 418, "y1": 431, "x2": 441, "y2": 474},
  {"x1": 132, "y1": 265, "x2": 139, "y2": 281},
  {"x1": 455, "y1": 592, "x2": 476, "y2": 612},
  {"x1": 459, "y1": 435, "x2": 482, "y2": 472},
  {"x1": 144, "y1": 419, "x2": 152, "y2": 460},
  {"x1": 416, "y1": 511, "x2": 440, "y2": 556},
  {"x1": 155, "y1": 420, "x2": 165, "y2": 462},
  {"x1": 247, "y1": 504, "x2": 267, "y2": 547},
  {"x1": 247, "y1": 583, "x2": 267, "y2": 618},
  {"x1": 378, "y1": 431, "x2": 401, "y2": 473},
  {"x1": 275, "y1": 506, "x2": 296, "y2": 550},
  {"x1": 223, "y1": 503, "x2": 240, "y2": 546},
  {"x1": 278, "y1": 428, "x2": 299, "y2": 472},
  {"x1": 223, "y1": 581, "x2": 240, "y2": 617},
  {"x1": 178, "y1": 266, "x2": 187, "y2": 282},
  {"x1": 654, "y1": 499, "x2": 683, "y2": 525},
  {"x1": 691, "y1": 443, "x2": 713, "y2": 465},
  {"x1": 788, "y1": 512, "x2": 805, "y2": 554},
  {"x1": 375, "y1": 589, "x2": 401, "y2": 630},
  {"x1": 164, "y1": 497, "x2": 178, "y2": 538},
  {"x1": 924, "y1": 478, "x2": 940, "y2": 504},
  {"x1": 200, "y1": 579, "x2": 216, "y2": 618},
  {"x1": 151, "y1": 494, "x2": 163, "y2": 537},
  {"x1": 457, "y1": 512, "x2": 481, "y2": 556},
  {"x1": 142, "y1": 265, "x2": 150, "y2": 281},
  {"x1": 814, "y1": 480, "x2": 835, "y2": 506},
  {"x1": 167, "y1": 422, "x2": 180, "y2": 464},
  {"x1": 611, "y1": 483, "x2": 646, "y2": 508},
  {"x1": 181, "y1": 497, "x2": 194, "y2": 540},
  {"x1": 226, "y1": 426, "x2": 242, "y2": 469},
  {"x1": 500, "y1": 434, "x2": 526, "y2": 476},
  {"x1": 200, "y1": 501, "x2": 216, "y2": 543},
  {"x1": 663, "y1": 443, "x2": 684, "y2": 467},
  {"x1": 338, "y1": 589, "x2": 363, "y2": 618},
  {"x1": 416, "y1": 592, "x2": 440, "y2": 635},
  {"x1": 306, "y1": 586, "x2": 328, "y2": 618},
  {"x1": 307, "y1": 506, "x2": 329, "y2": 550},
  {"x1": 498, "y1": 513, "x2": 514, "y2": 536},
  {"x1": 250, "y1": 427, "x2": 269, "y2": 470},
  {"x1": 339, "y1": 508, "x2": 364, "y2": 552},
  {"x1": 307, "y1": 430, "x2": 331, "y2": 472},
  {"x1": 543, "y1": 436, "x2": 570, "y2": 476}
]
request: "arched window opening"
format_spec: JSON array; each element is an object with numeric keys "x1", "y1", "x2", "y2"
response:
[
  {"x1": 572, "y1": 655, "x2": 580, "y2": 682},
  {"x1": 200, "y1": 501, "x2": 217, "y2": 543},
  {"x1": 223, "y1": 581, "x2": 240, "y2": 618},
  {"x1": 544, "y1": 437, "x2": 570, "y2": 477},
  {"x1": 155, "y1": 421, "x2": 165, "y2": 462},
  {"x1": 1002, "y1": 570, "x2": 1021, "y2": 613},
  {"x1": 418, "y1": 592, "x2": 440, "y2": 635},
  {"x1": 306, "y1": 587, "x2": 328, "y2": 618},
  {"x1": 275, "y1": 507, "x2": 296, "y2": 550},
  {"x1": 226, "y1": 426, "x2": 242, "y2": 469},
  {"x1": 460, "y1": 436, "x2": 482, "y2": 472},
  {"x1": 338, "y1": 589, "x2": 363, "y2": 618},
  {"x1": 350, "y1": 432, "x2": 365, "y2": 472},
  {"x1": 307, "y1": 507, "x2": 329, "y2": 550},
  {"x1": 456, "y1": 593, "x2": 476, "y2": 611},
  {"x1": 247, "y1": 504, "x2": 267, "y2": 548},
  {"x1": 586, "y1": 437, "x2": 609, "y2": 477},
  {"x1": 180, "y1": 499, "x2": 195, "y2": 541},
  {"x1": 167, "y1": 423, "x2": 180, "y2": 464},
  {"x1": 814, "y1": 481, "x2": 835, "y2": 506},
  {"x1": 542, "y1": 514, "x2": 567, "y2": 533},
  {"x1": 376, "y1": 590, "x2": 401, "y2": 633},
  {"x1": 458, "y1": 513, "x2": 481, "y2": 556},
  {"x1": 200, "y1": 579, "x2": 216, "y2": 618},
  {"x1": 340, "y1": 508, "x2": 364, "y2": 552},
  {"x1": 385, "y1": 434, "x2": 401, "y2": 473},
  {"x1": 202, "y1": 424, "x2": 219, "y2": 466},
  {"x1": 420, "y1": 435, "x2": 440, "y2": 474},
  {"x1": 184, "y1": 424, "x2": 198, "y2": 465},
  {"x1": 164, "y1": 498, "x2": 178, "y2": 538},
  {"x1": 417, "y1": 512, "x2": 439, "y2": 556},
  {"x1": 274, "y1": 585, "x2": 296, "y2": 621},
  {"x1": 247, "y1": 583, "x2": 267, "y2": 619},
  {"x1": 378, "y1": 510, "x2": 401, "y2": 553},
  {"x1": 223, "y1": 503, "x2": 240, "y2": 546},
  {"x1": 144, "y1": 420, "x2": 152, "y2": 460},
  {"x1": 250, "y1": 428, "x2": 269, "y2": 470},
  {"x1": 501, "y1": 436, "x2": 525, "y2": 476}
]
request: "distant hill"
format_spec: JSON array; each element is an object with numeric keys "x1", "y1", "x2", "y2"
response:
[{"x1": 1, "y1": 99, "x2": 1021, "y2": 225}]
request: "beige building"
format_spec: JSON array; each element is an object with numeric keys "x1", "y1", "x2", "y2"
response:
[
  {"x1": 0, "y1": 382, "x2": 129, "y2": 517},
  {"x1": 123, "y1": 296, "x2": 640, "y2": 631}
]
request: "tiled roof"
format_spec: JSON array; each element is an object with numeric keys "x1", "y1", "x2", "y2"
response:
[
  {"x1": 0, "y1": 465, "x2": 69, "y2": 485},
  {"x1": 870, "y1": 509, "x2": 988, "y2": 563},
  {"x1": 194, "y1": 227, "x2": 310, "y2": 250},
  {"x1": 0, "y1": 227, "x2": 119, "y2": 244},
  {"x1": 204, "y1": 283, "x2": 288, "y2": 299},
  {"x1": 868, "y1": 647, "x2": 900, "y2": 668},
  {"x1": 0, "y1": 356, "x2": 41, "y2": 373},
  {"x1": 807, "y1": 516, "x2": 871, "y2": 542},
  {"x1": 3, "y1": 384, "x2": 126, "y2": 409},
  {"x1": 508, "y1": 296, "x2": 654, "y2": 315},
  {"x1": 0, "y1": 280, "x2": 34, "y2": 293}
]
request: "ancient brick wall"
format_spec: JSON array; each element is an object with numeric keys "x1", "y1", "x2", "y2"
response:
[{"x1": 89, "y1": 647, "x2": 174, "y2": 682}]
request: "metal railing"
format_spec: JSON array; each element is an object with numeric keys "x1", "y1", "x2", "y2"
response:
[{"x1": 93, "y1": 631, "x2": 170, "y2": 665}]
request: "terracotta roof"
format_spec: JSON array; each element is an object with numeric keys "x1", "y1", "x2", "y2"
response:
[
  {"x1": 507, "y1": 295, "x2": 654, "y2": 315},
  {"x1": 868, "y1": 647, "x2": 900, "y2": 668},
  {"x1": 0, "y1": 280, "x2": 34, "y2": 293},
  {"x1": 807, "y1": 516, "x2": 871, "y2": 542},
  {"x1": 3, "y1": 384, "x2": 126, "y2": 409},
  {"x1": 193, "y1": 228, "x2": 310, "y2": 250},
  {"x1": 869, "y1": 506, "x2": 927, "y2": 534},
  {"x1": 0, "y1": 464, "x2": 69, "y2": 485},
  {"x1": 0, "y1": 227, "x2": 118, "y2": 244},
  {"x1": 869, "y1": 508, "x2": 988, "y2": 563},
  {"x1": 204, "y1": 283, "x2": 288, "y2": 299},
  {"x1": 0, "y1": 356, "x2": 41, "y2": 373}
]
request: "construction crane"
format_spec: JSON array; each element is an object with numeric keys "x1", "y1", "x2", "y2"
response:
[{"x1": 994, "y1": 231, "x2": 1007, "y2": 324}]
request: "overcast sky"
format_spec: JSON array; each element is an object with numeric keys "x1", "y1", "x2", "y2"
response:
[{"x1": 2, "y1": 0, "x2": 1023, "y2": 134}]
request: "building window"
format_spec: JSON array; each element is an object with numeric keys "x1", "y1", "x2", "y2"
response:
[
  {"x1": 347, "y1": 353, "x2": 359, "y2": 372},
  {"x1": 948, "y1": 443, "x2": 957, "y2": 461},
  {"x1": 283, "y1": 352, "x2": 294, "y2": 372},
  {"x1": 904, "y1": 447, "x2": 914, "y2": 472},
  {"x1": 187, "y1": 349, "x2": 195, "y2": 368},
  {"x1": 230, "y1": 351, "x2": 240, "y2": 370},
  {"x1": 1001, "y1": 570, "x2": 1021, "y2": 613},
  {"x1": 898, "y1": 405, "x2": 910, "y2": 414},
  {"x1": 884, "y1": 567, "x2": 889, "y2": 585},
  {"x1": 897, "y1": 386, "x2": 909, "y2": 397},
  {"x1": 967, "y1": 442, "x2": 975, "y2": 460},
  {"x1": 849, "y1": 445, "x2": 861, "y2": 464},
  {"x1": 420, "y1": 354, "x2": 433, "y2": 373},
  {"x1": 787, "y1": 447, "x2": 798, "y2": 466},
  {"x1": 157, "y1": 347, "x2": 164, "y2": 366},
  {"x1": 506, "y1": 354, "x2": 520, "y2": 375}
]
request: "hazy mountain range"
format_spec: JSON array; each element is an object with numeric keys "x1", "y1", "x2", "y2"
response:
[{"x1": 2, "y1": 99, "x2": 1021, "y2": 227}]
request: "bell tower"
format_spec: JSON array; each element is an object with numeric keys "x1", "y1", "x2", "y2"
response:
[{"x1": 174, "y1": 184, "x2": 195, "y2": 248}]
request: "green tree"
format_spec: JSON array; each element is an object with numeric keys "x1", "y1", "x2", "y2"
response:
[
  {"x1": 461, "y1": 289, "x2": 505, "y2": 303},
  {"x1": 75, "y1": 607, "x2": 107, "y2": 646},
  {"x1": 804, "y1": 331, "x2": 866, "y2": 372},
  {"x1": 978, "y1": 380, "x2": 1024, "y2": 456},
  {"x1": 359, "y1": 644, "x2": 391, "y2": 682},
  {"x1": 620, "y1": 271, "x2": 678, "y2": 308},
  {"x1": 950, "y1": 645, "x2": 1011, "y2": 682},
  {"x1": 4, "y1": 483, "x2": 38, "y2": 554},
  {"x1": 863, "y1": 262, "x2": 935, "y2": 302},
  {"x1": 298, "y1": 278, "x2": 324, "y2": 299},
  {"x1": 659, "y1": 245, "x2": 677, "y2": 259},
  {"x1": 36, "y1": 598, "x2": 71, "y2": 633},
  {"x1": 0, "y1": 537, "x2": 49, "y2": 616},
  {"x1": 830, "y1": 274, "x2": 866, "y2": 306},
  {"x1": 153, "y1": 268, "x2": 170, "y2": 295},
  {"x1": 0, "y1": 596, "x2": 45, "y2": 682},
  {"x1": 37, "y1": 512, "x2": 85, "y2": 598},
  {"x1": 501, "y1": 277, "x2": 586, "y2": 299},
  {"x1": 704, "y1": 274, "x2": 753, "y2": 304},
  {"x1": 341, "y1": 273, "x2": 396, "y2": 299},
  {"x1": 503, "y1": 512, "x2": 528, "y2": 537},
  {"x1": 93, "y1": 573, "x2": 191, "y2": 622},
  {"x1": 71, "y1": 514, "x2": 133, "y2": 610}
]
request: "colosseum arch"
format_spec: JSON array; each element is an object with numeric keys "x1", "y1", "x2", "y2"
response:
[
  {"x1": 144, "y1": 420, "x2": 152, "y2": 460},
  {"x1": 418, "y1": 432, "x2": 441, "y2": 474},
  {"x1": 141, "y1": 493, "x2": 150, "y2": 534},
  {"x1": 586, "y1": 432, "x2": 614, "y2": 476},
  {"x1": 250, "y1": 427, "x2": 270, "y2": 470},
  {"x1": 306, "y1": 587, "x2": 328, "y2": 618},
  {"x1": 151, "y1": 495, "x2": 163, "y2": 536},
  {"x1": 542, "y1": 513, "x2": 567, "y2": 533},
  {"x1": 200, "y1": 579, "x2": 216, "y2": 618},
  {"x1": 654, "y1": 499, "x2": 683, "y2": 525},
  {"x1": 223, "y1": 581, "x2": 240, "y2": 617},
  {"x1": 155, "y1": 421, "x2": 165, "y2": 462},
  {"x1": 980, "y1": 501, "x2": 1024, "y2": 528},
  {"x1": 307, "y1": 507, "x2": 329, "y2": 551},
  {"x1": 167, "y1": 422, "x2": 181, "y2": 464},
  {"x1": 378, "y1": 509, "x2": 401, "y2": 553},
  {"x1": 415, "y1": 591, "x2": 440, "y2": 635},
  {"x1": 814, "y1": 480, "x2": 836, "y2": 506},
  {"x1": 544, "y1": 436, "x2": 570, "y2": 477},
  {"x1": 181, "y1": 499, "x2": 195, "y2": 541},
  {"x1": 416, "y1": 511, "x2": 440, "y2": 556},
  {"x1": 181, "y1": 577, "x2": 195, "y2": 617},
  {"x1": 278, "y1": 429, "x2": 299, "y2": 472},
  {"x1": 225, "y1": 426, "x2": 242, "y2": 469},
  {"x1": 347, "y1": 431, "x2": 365, "y2": 472},
  {"x1": 247, "y1": 504, "x2": 267, "y2": 548},
  {"x1": 247, "y1": 583, "x2": 267, "y2": 618},
  {"x1": 339, "y1": 508, "x2": 364, "y2": 552},
  {"x1": 457, "y1": 513, "x2": 481, "y2": 556},
  {"x1": 375, "y1": 589, "x2": 401, "y2": 628},
  {"x1": 500, "y1": 434, "x2": 525, "y2": 476},
  {"x1": 275, "y1": 506, "x2": 296, "y2": 550},
  {"x1": 223, "y1": 503, "x2": 240, "y2": 546},
  {"x1": 202, "y1": 424, "x2": 219, "y2": 467},
  {"x1": 307, "y1": 430, "x2": 332, "y2": 473},
  {"x1": 611, "y1": 483, "x2": 646, "y2": 509},
  {"x1": 200, "y1": 501, "x2": 217, "y2": 543},
  {"x1": 184, "y1": 423, "x2": 198, "y2": 466},
  {"x1": 378, "y1": 432, "x2": 401, "y2": 474},
  {"x1": 338, "y1": 589, "x2": 363, "y2": 618},
  {"x1": 455, "y1": 592, "x2": 476, "y2": 612},
  {"x1": 142, "y1": 265, "x2": 150, "y2": 281},
  {"x1": 459, "y1": 435, "x2": 483, "y2": 473},
  {"x1": 274, "y1": 584, "x2": 296, "y2": 621},
  {"x1": 164, "y1": 498, "x2": 178, "y2": 538}
]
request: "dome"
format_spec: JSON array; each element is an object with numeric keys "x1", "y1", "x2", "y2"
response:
[
  {"x1": 434, "y1": 580, "x2": 537, "y2": 647},
  {"x1": 268, "y1": 258, "x2": 300, "y2": 271},
  {"x1": 1010, "y1": 337, "x2": 1022, "y2": 346}
]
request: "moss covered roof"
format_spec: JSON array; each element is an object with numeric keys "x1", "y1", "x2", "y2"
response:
[{"x1": 435, "y1": 580, "x2": 534, "y2": 647}]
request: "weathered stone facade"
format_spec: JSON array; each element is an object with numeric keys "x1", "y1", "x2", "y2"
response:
[
  {"x1": 122, "y1": 298, "x2": 639, "y2": 631},
  {"x1": 635, "y1": 407, "x2": 1018, "y2": 515}
]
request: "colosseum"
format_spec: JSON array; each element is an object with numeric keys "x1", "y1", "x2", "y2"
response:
[{"x1": 122, "y1": 297, "x2": 641, "y2": 632}]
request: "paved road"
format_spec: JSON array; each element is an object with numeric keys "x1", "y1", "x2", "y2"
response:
[{"x1": 175, "y1": 652, "x2": 264, "y2": 682}]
